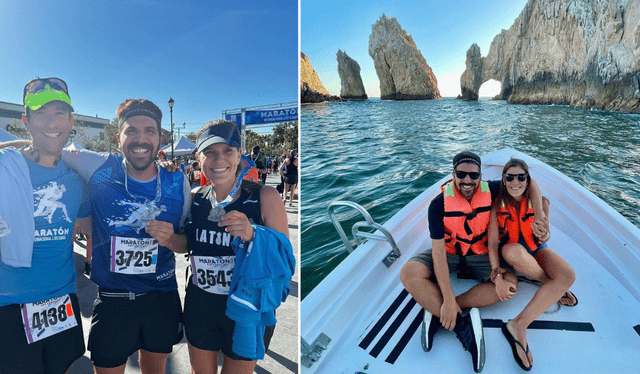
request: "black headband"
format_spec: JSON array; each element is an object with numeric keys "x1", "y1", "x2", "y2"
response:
[
  {"x1": 119, "y1": 107, "x2": 161, "y2": 128},
  {"x1": 453, "y1": 157, "x2": 481, "y2": 169}
]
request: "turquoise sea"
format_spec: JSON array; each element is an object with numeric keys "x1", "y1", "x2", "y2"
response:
[{"x1": 300, "y1": 98, "x2": 640, "y2": 299}]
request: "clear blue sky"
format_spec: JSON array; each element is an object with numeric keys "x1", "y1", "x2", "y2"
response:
[
  {"x1": 0, "y1": 0, "x2": 297, "y2": 136},
  {"x1": 302, "y1": 0, "x2": 528, "y2": 98}
]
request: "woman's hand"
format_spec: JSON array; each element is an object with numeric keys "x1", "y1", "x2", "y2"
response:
[
  {"x1": 218, "y1": 210, "x2": 255, "y2": 242},
  {"x1": 532, "y1": 216, "x2": 549, "y2": 239},
  {"x1": 158, "y1": 161, "x2": 179, "y2": 172},
  {"x1": 494, "y1": 274, "x2": 517, "y2": 301}
]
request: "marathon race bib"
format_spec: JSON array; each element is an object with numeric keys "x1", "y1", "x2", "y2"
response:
[
  {"x1": 190, "y1": 255, "x2": 234, "y2": 294},
  {"x1": 20, "y1": 294, "x2": 77, "y2": 344},
  {"x1": 110, "y1": 236, "x2": 158, "y2": 274}
]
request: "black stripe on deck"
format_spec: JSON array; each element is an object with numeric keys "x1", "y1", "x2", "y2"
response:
[
  {"x1": 359, "y1": 289, "x2": 410, "y2": 350},
  {"x1": 483, "y1": 319, "x2": 595, "y2": 332},
  {"x1": 369, "y1": 298, "x2": 417, "y2": 358},
  {"x1": 634, "y1": 324, "x2": 640, "y2": 337},
  {"x1": 385, "y1": 309, "x2": 424, "y2": 364}
]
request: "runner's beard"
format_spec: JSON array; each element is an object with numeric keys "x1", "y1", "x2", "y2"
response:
[{"x1": 125, "y1": 143, "x2": 158, "y2": 172}]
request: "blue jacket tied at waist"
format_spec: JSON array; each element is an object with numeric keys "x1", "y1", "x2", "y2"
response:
[{"x1": 226, "y1": 225, "x2": 295, "y2": 360}]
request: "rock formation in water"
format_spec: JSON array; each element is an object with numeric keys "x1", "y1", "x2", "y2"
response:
[
  {"x1": 300, "y1": 52, "x2": 343, "y2": 103},
  {"x1": 368, "y1": 14, "x2": 441, "y2": 100},
  {"x1": 461, "y1": 0, "x2": 640, "y2": 113},
  {"x1": 337, "y1": 50, "x2": 368, "y2": 100}
]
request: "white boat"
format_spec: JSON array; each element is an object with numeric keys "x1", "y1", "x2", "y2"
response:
[{"x1": 301, "y1": 148, "x2": 640, "y2": 373}]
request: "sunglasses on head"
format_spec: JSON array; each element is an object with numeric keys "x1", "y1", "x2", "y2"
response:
[
  {"x1": 23, "y1": 77, "x2": 69, "y2": 97},
  {"x1": 454, "y1": 170, "x2": 481, "y2": 180},
  {"x1": 503, "y1": 173, "x2": 528, "y2": 182}
]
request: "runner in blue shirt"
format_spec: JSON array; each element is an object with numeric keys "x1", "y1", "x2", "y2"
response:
[
  {"x1": 61, "y1": 99, "x2": 191, "y2": 374},
  {"x1": 0, "y1": 77, "x2": 90, "y2": 374}
]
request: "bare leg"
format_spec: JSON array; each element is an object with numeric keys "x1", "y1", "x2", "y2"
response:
[
  {"x1": 220, "y1": 354, "x2": 256, "y2": 374},
  {"x1": 503, "y1": 246, "x2": 575, "y2": 369},
  {"x1": 187, "y1": 343, "x2": 218, "y2": 374},
  {"x1": 400, "y1": 261, "x2": 515, "y2": 317},
  {"x1": 138, "y1": 349, "x2": 169, "y2": 374},
  {"x1": 288, "y1": 183, "x2": 297, "y2": 205},
  {"x1": 457, "y1": 272, "x2": 518, "y2": 309},
  {"x1": 283, "y1": 183, "x2": 290, "y2": 201},
  {"x1": 94, "y1": 364, "x2": 126, "y2": 374},
  {"x1": 400, "y1": 261, "x2": 445, "y2": 317}
]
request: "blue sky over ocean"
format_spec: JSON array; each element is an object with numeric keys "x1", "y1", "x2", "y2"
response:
[
  {"x1": 302, "y1": 0, "x2": 529, "y2": 98},
  {"x1": 0, "y1": 0, "x2": 298, "y2": 135}
]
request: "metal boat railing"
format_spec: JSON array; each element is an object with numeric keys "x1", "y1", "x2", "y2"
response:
[{"x1": 327, "y1": 200, "x2": 401, "y2": 268}]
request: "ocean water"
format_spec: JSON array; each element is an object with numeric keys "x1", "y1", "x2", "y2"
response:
[{"x1": 300, "y1": 98, "x2": 640, "y2": 299}]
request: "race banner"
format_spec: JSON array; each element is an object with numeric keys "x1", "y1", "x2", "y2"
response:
[
  {"x1": 245, "y1": 107, "x2": 297, "y2": 125},
  {"x1": 224, "y1": 113, "x2": 242, "y2": 131}
]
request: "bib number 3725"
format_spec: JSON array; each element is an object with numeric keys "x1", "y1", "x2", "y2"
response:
[
  {"x1": 20, "y1": 294, "x2": 77, "y2": 344},
  {"x1": 110, "y1": 236, "x2": 158, "y2": 274}
]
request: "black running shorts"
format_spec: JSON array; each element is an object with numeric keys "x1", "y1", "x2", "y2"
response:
[
  {"x1": 88, "y1": 289, "x2": 183, "y2": 368},
  {"x1": 0, "y1": 293, "x2": 85, "y2": 374},
  {"x1": 183, "y1": 283, "x2": 275, "y2": 361}
]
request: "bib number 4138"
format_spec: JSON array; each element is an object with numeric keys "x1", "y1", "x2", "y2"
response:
[{"x1": 21, "y1": 294, "x2": 77, "y2": 344}]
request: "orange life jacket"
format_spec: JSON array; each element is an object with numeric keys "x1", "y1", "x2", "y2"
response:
[
  {"x1": 496, "y1": 197, "x2": 540, "y2": 252},
  {"x1": 442, "y1": 181, "x2": 492, "y2": 256}
]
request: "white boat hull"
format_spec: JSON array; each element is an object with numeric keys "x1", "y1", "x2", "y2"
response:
[{"x1": 301, "y1": 148, "x2": 640, "y2": 373}]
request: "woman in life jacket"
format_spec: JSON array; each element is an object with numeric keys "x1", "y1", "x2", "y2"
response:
[{"x1": 488, "y1": 158, "x2": 576, "y2": 370}]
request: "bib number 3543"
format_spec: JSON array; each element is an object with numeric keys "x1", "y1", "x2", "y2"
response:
[
  {"x1": 190, "y1": 256, "x2": 234, "y2": 295},
  {"x1": 20, "y1": 294, "x2": 77, "y2": 344}
]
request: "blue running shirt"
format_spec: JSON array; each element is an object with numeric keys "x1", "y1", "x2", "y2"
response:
[
  {"x1": 62, "y1": 151, "x2": 190, "y2": 293},
  {"x1": 0, "y1": 153, "x2": 90, "y2": 307}
]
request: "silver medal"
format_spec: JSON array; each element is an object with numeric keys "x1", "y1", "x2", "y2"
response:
[{"x1": 207, "y1": 206, "x2": 226, "y2": 222}]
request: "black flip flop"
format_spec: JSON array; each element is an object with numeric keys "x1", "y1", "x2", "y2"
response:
[
  {"x1": 560, "y1": 290, "x2": 578, "y2": 307},
  {"x1": 501, "y1": 324, "x2": 532, "y2": 371}
]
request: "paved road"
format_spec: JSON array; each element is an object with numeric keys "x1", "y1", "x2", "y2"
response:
[{"x1": 68, "y1": 173, "x2": 299, "y2": 373}]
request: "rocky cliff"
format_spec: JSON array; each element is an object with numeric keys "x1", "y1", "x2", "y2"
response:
[
  {"x1": 300, "y1": 52, "x2": 343, "y2": 103},
  {"x1": 337, "y1": 50, "x2": 368, "y2": 100},
  {"x1": 461, "y1": 0, "x2": 640, "y2": 113},
  {"x1": 368, "y1": 14, "x2": 441, "y2": 100}
]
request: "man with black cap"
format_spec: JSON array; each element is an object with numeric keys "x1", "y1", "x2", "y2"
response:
[
  {"x1": 400, "y1": 151, "x2": 545, "y2": 373},
  {"x1": 0, "y1": 77, "x2": 90, "y2": 373},
  {"x1": 59, "y1": 99, "x2": 191, "y2": 374},
  {"x1": 251, "y1": 145, "x2": 268, "y2": 184}
]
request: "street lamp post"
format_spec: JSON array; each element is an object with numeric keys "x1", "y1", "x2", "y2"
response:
[{"x1": 168, "y1": 97, "x2": 174, "y2": 159}]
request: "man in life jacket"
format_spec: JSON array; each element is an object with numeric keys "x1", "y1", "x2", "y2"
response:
[{"x1": 400, "y1": 151, "x2": 544, "y2": 373}]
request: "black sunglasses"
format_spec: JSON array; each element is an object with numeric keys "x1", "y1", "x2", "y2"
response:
[
  {"x1": 503, "y1": 173, "x2": 528, "y2": 182},
  {"x1": 454, "y1": 170, "x2": 481, "y2": 180}
]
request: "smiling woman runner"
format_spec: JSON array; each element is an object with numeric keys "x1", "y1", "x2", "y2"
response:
[
  {"x1": 488, "y1": 158, "x2": 577, "y2": 371},
  {"x1": 177, "y1": 120, "x2": 293, "y2": 374}
]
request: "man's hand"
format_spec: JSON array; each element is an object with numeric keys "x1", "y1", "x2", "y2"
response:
[
  {"x1": 440, "y1": 299, "x2": 462, "y2": 331},
  {"x1": 145, "y1": 220, "x2": 175, "y2": 247}
]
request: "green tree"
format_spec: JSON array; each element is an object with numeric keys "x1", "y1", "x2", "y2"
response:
[
  {"x1": 82, "y1": 118, "x2": 119, "y2": 152},
  {"x1": 186, "y1": 132, "x2": 197, "y2": 143},
  {"x1": 272, "y1": 121, "x2": 298, "y2": 155}
]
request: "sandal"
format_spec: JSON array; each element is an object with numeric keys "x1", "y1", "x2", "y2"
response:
[{"x1": 501, "y1": 324, "x2": 532, "y2": 371}]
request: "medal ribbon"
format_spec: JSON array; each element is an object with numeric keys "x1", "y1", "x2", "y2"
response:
[
  {"x1": 122, "y1": 159, "x2": 162, "y2": 206},
  {"x1": 208, "y1": 166, "x2": 249, "y2": 212}
]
